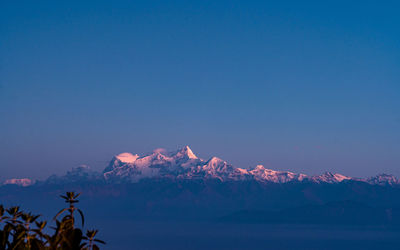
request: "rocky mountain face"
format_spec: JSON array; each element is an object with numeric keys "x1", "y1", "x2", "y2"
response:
[
  {"x1": 102, "y1": 146, "x2": 398, "y2": 185},
  {"x1": 3, "y1": 146, "x2": 399, "y2": 186}
]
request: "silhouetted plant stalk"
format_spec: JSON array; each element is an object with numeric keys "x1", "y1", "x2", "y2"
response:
[
  {"x1": 82, "y1": 229, "x2": 105, "y2": 250},
  {"x1": 0, "y1": 192, "x2": 105, "y2": 249}
]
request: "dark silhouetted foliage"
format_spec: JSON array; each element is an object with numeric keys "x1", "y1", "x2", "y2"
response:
[{"x1": 0, "y1": 192, "x2": 105, "y2": 249}]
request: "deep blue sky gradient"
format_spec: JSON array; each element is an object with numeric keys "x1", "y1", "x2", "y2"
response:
[{"x1": 1, "y1": 0, "x2": 399, "y2": 180}]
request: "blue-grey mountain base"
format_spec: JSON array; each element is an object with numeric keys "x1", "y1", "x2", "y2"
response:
[{"x1": 2, "y1": 147, "x2": 400, "y2": 250}]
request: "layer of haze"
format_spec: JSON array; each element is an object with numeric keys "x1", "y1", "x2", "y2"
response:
[{"x1": 1, "y1": 0, "x2": 399, "y2": 180}]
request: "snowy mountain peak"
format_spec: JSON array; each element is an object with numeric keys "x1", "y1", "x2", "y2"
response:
[
  {"x1": 103, "y1": 153, "x2": 139, "y2": 173},
  {"x1": 254, "y1": 165, "x2": 266, "y2": 170},
  {"x1": 3, "y1": 178, "x2": 33, "y2": 187},
  {"x1": 25, "y1": 146, "x2": 398, "y2": 186},
  {"x1": 207, "y1": 156, "x2": 224, "y2": 165},
  {"x1": 102, "y1": 148, "x2": 360, "y2": 184},
  {"x1": 249, "y1": 165, "x2": 307, "y2": 183},
  {"x1": 115, "y1": 153, "x2": 139, "y2": 163},
  {"x1": 173, "y1": 146, "x2": 198, "y2": 160},
  {"x1": 367, "y1": 174, "x2": 399, "y2": 185},
  {"x1": 311, "y1": 172, "x2": 352, "y2": 183}
]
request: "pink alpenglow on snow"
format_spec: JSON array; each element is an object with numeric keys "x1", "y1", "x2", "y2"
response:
[
  {"x1": 115, "y1": 153, "x2": 139, "y2": 163},
  {"x1": 6, "y1": 146, "x2": 398, "y2": 186},
  {"x1": 3, "y1": 178, "x2": 34, "y2": 187},
  {"x1": 102, "y1": 146, "x2": 373, "y2": 184}
]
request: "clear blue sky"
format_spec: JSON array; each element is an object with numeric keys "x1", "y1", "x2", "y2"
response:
[{"x1": 1, "y1": 0, "x2": 399, "y2": 180}]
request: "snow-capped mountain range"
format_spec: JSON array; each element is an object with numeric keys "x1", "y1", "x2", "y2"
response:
[{"x1": 2, "y1": 146, "x2": 399, "y2": 186}]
